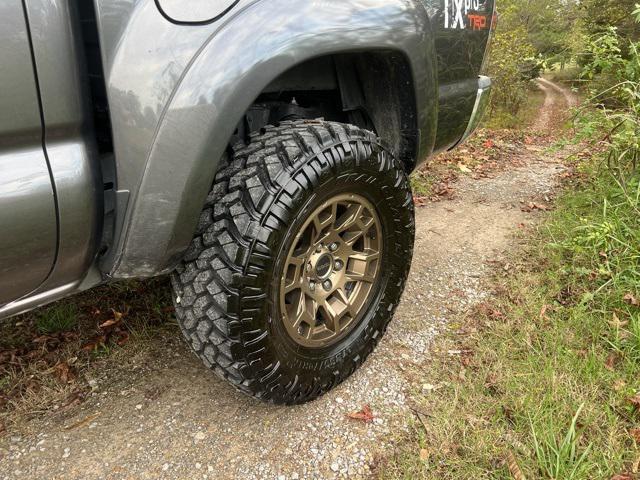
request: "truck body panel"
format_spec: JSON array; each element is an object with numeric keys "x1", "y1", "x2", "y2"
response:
[
  {"x1": 0, "y1": 0, "x2": 102, "y2": 316},
  {"x1": 0, "y1": 1, "x2": 57, "y2": 304},
  {"x1": 0, "y1": 0, "x2": 495, "y2": 319}
]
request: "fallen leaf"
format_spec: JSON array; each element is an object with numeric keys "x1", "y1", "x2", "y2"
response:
[
  {"x1": 630, "y1": 428, "x2": 640, "y2": 443},
  {"x1": 483, "y1": 139, "x2": 495, "y2": 149},
  {"x1": 413, "y1": 196, "x2": 428, "y2": 207},
  {"x1": 98, "y1": 319, "x2": 119, "y2": 329},
  {"x1": 346, "y1": 404, "x2": 374, "y2": 423},
  {"x1": 609, "y1": 313, "x2": 629, "y2": 329},
  {"x1": 99, "y1": 310, "x2": 124, "y2": 329},
  {"x1": 506, "y1": 451, "x2": 525, "y2": 480},
  {"x1": 623, "y1": 293, "x2": 639, "y2": 306},
  {"x1": 613, "y1": 379, "x2": 627, "y2": 392},
  {"x1": 419, "y1": 448, "x2": 429, "y2": 461},
  {"x1": 629, "y1": 395, "x2": 640, "y2": 411},
  {"x1": 611, "y1": 474, "x2": 633, "y2": 480},
  {"x1": 82, "y1": 335, "x2": 106, "y2": 352},
  {"x1": 116, "y1": 331, "x2": 130, "y2": 346},
  {"x1": 458, "y1": 163, "x2": 472, "y2": 174},
  {"x1": 53, "y1": 361, "x2": 76, "y2": 383},
  {"x1": 605, "y1": 353, "x2": 618, "y2": 371}
]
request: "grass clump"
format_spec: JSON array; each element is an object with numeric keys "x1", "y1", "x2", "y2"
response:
[
  {"x1": 35, "y1": 304, "x2": 79, "y2": 334},
  {"x1": 376, "y1": 159, "x2": 640, "y2": 479}
]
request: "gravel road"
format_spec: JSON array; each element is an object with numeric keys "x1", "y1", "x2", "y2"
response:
[{"x1": 0, "y1": 80, "x2": 576, "y2": 480}]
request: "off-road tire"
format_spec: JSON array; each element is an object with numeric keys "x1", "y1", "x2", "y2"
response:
[{"x1": 171, "y1": 120, "x2": 414, "y2": 405}]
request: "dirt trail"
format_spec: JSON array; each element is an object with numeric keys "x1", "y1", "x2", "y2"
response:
[{"x1": 0, "y1": 81, "x2": 576, "y2": 480}]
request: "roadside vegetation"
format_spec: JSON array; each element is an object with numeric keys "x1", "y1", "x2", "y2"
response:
[
  {"x1": 0, "y1": 279, "x2": 174, "y2": 431},
  {"x1": 392, "y1": 2, "x2": 640, "y2": 479}
]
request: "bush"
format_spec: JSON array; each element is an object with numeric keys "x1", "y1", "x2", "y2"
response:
[
  {"x1": 579, "y1": 27, "x2": 640, "y2": 175},
  {"x1": 487, "y1": 27, "x2": 536, "y2": 115}
]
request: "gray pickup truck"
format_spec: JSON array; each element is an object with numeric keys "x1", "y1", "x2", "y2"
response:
[{"x1": 1, "y1": 0, "x2": 494, "y2": 404}]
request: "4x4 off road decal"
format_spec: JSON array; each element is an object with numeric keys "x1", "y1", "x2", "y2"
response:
[{"x1": 444, "y1": 0, "x2": 490, "y2": 30}]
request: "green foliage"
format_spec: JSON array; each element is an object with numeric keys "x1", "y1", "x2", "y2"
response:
[
  {"x1": 579, "y1": 27, "x2": 640, "y2": 173},
  {"x1": 580, "y1": 0, "x2": 640, "y2": 43},
  {"x1": 36, "y1": 304, "x2": 79, "y2": 334},
  {"x1": 497, "y1": 0, "x2": 579, "y2": 57},
  {"x1": 531, "y1": 405, "x2": 593, "y2": 480},
  {"x1": 488, "y1": 27, "x2": 536, "y2": 115}
]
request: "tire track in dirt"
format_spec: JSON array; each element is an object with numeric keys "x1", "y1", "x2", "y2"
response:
[
  {"x1": 0, "y1": 81, "x2": 575, "y2": 480},
  {"x1": 535, "y1": 77, "x2": 578, "y2": 131}
]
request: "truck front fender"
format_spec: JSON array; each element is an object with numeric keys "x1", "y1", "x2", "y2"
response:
[{"x1": 108, "y1": 0, "x2": 437, "y2": 278}]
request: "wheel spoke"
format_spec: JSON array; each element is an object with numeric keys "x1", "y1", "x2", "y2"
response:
[
  {"x1": 284, "y1": 255, "x2": 306, "y2": 293},
  {"x1": 312, "y1": 203, "x2": 338, "y2": 243},
  {"x1": 336, "y1": 204, "x2": 364, "y2": 233},
  {"x1": 345, "y1": 270, "x2": 376, "y2": 284},
  {"x1": 349, "y1": 250, "x2": 380, "y2": 264},
  {"x1": 322, "y1": 296, "x2": 349, "y2": 333},
  {"x1": 345, "y1": 249, "x2": 379, "y2": 283}
]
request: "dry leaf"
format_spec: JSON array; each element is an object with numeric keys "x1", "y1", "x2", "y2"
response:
[
  {"x1": 419, "y1": 448, "x2": 429, "y2": 461},
  {"x1": 506, "y1": 451, "x2": 526, "y2": 480},
  {"x1": 605, "y1": 353, "x2": 618, "y2": 371},
  {"x1": 99, "y1": 310, "x2": 123, "y2": 329},
  {"x1": 629, "y1": 428, "x2": 640, "y2": 443},
  {"x1": 346, "y1": 404, "x2": 374, "y2": 423},
  {"x1": 53, "y1": 361, "x2": 76, "y2": 383},
  {"x1": 82, "y1": 335, "x2": 106, "y2": 352},
  {"x1": 610, "y1": 474, "x2": 633, "y2": 480},
  {"x1": 609, "y1": 313, "x2": 629, "y2": 329},
  {"x1": 613, "y1": 379, "x2": 627, "y2": 392},
  {"x1": 116, "y1": 331, "x2": 130, "y2": 346},
  {"x1": 623, "y1": 293, "x2": 639, "y2": 306},
  {"x1": 629, "y1": 395, "x2": 640, "y2": 411},
  {"x1": 99, "y1": 319, "x2": 119, "y2": 329}
]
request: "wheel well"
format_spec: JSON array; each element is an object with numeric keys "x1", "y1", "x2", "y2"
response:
[{"x1": 231, "y1": 51, "x2": 419, "y2": 170}]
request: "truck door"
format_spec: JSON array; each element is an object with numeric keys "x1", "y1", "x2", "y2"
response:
[{"x1": 0, "y1": 1, "x2": 57, "y2": 305}]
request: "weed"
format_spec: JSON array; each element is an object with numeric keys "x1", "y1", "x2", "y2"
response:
[{"x1": 35, "y1": 304, "x2": 79, "y2": 334}]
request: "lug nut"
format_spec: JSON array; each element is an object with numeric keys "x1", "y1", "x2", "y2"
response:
[
  {"x1": 329, "y1": 242, "x2": 339, "y2": 252},
  {"x1": 323, "y1": 280, "x2": 332, "y2": 291},
  {"x1": 334, "y1": 260, "x2": 344, "y2": 271},
  {"x1": 309, "y1": 281, "x2": 316, "y2": 292}
]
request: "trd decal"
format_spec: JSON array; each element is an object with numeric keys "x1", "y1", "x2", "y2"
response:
[
  {"x1": 444, "y1": 0, "x2": 489, "y2": 30},
  {"x1": 467, "y1": 13, "x2": 487, "y2": 30}
]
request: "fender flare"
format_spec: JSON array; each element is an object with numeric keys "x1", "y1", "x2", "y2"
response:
[{"x1": 110, "y1": 0, "x2": 437, "y2": 277}]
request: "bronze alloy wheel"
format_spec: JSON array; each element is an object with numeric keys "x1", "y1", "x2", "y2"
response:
[
  {"x1": 279, "y1": 193, "x2": 383, "y2": 348},
  {"x1": 172, "y1": 121, "x2": 414, "y2": 404}
]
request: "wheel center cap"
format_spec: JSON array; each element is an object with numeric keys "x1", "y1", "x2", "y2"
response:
[{"x1": 314, "y1": 253, "x2": 333, "y2": 279}]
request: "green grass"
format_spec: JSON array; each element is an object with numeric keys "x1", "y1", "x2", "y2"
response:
[
  {"x1": 410, "y1": 169, "x2": 437, "y2": 198},
  {"x1": 376, "y1": 160, "x2": 640, "y2": 479},
  {"x1": 0, "y1": 278, "x2": 175, "y2": 428},
  {"x1": 35, "y1": 304, "x2": 79, "y2": 334}
]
